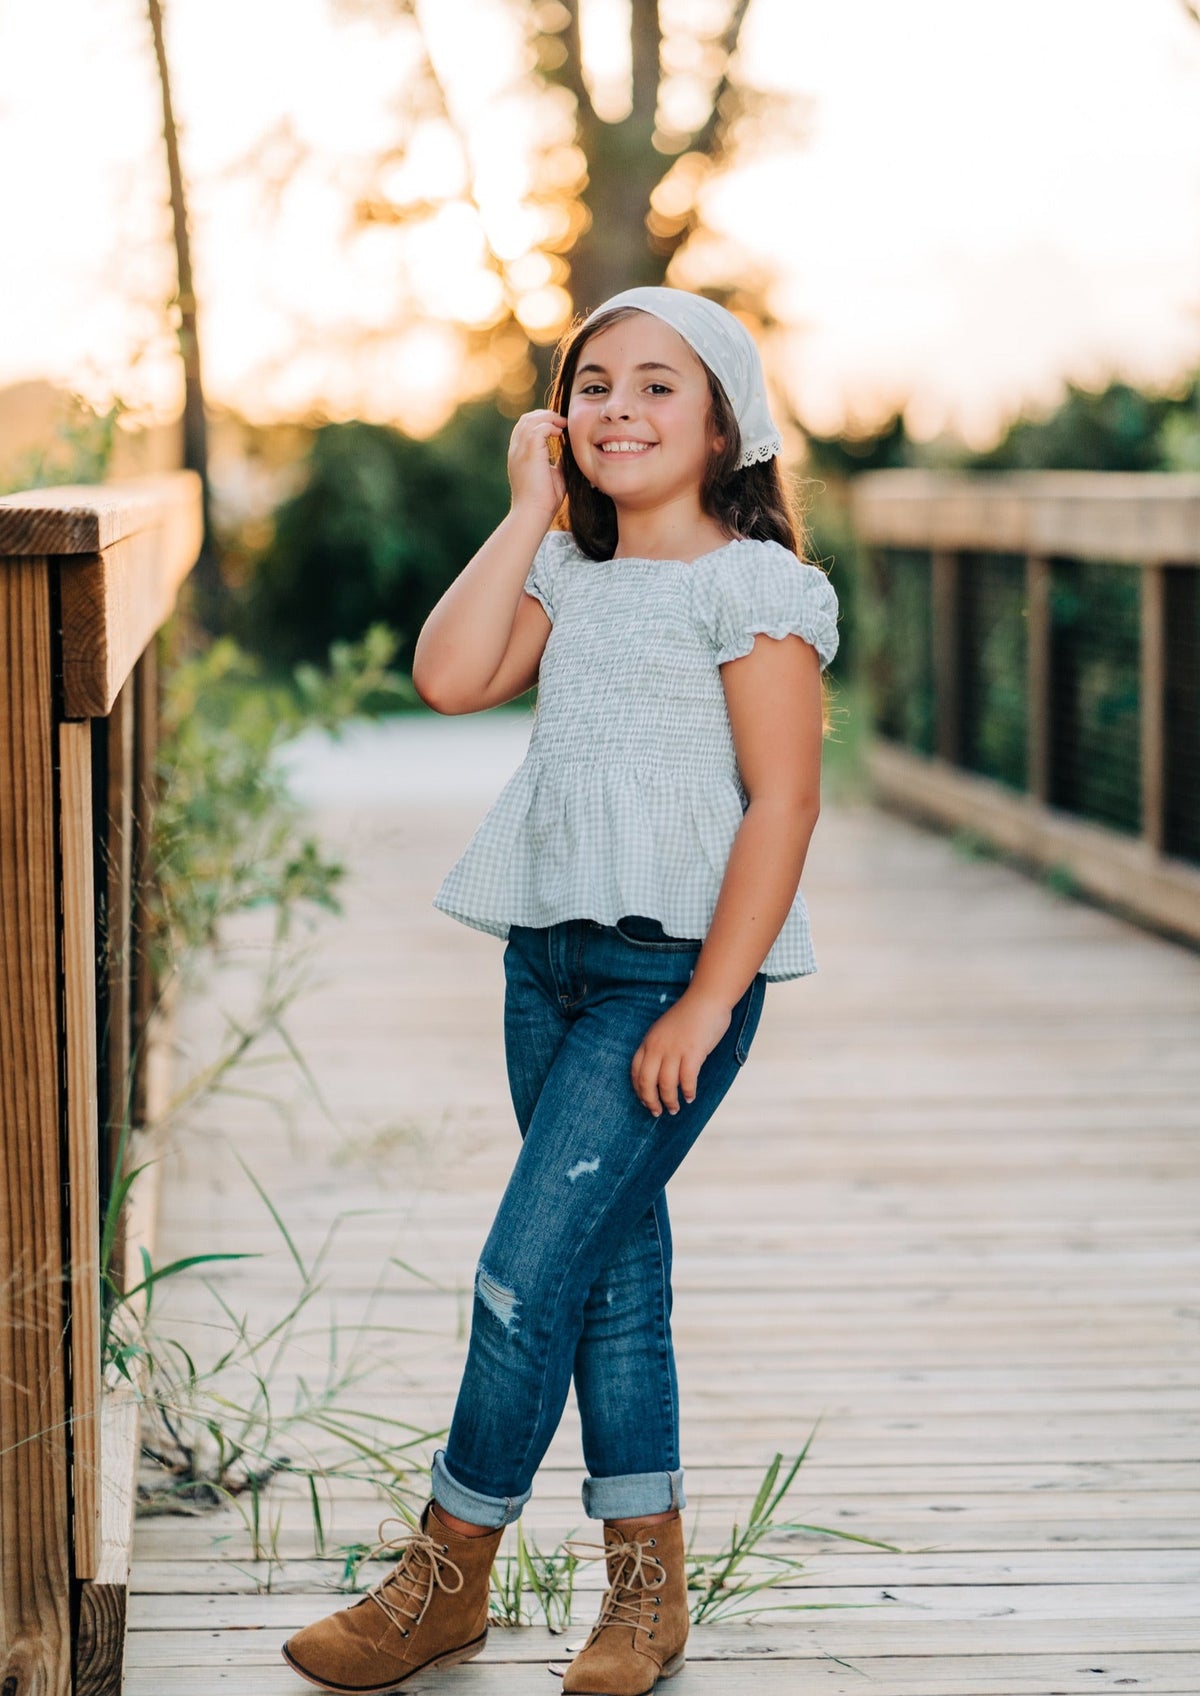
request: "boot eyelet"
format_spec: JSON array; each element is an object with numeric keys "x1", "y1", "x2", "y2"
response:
[
  {"x1": 649, "y1": 1538, "x2": 656, "y2": 1547},
  {"x1": 648, "y1": 1631, "x2": 655, "y2": 1639},
  {"x1": 652, "y1": 1612, "x2": 659, "y2": 1621}
]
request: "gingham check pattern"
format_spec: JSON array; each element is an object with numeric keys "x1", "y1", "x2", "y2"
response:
[{"x1": 432, "y1": 530, "x2": 840, "y2": 982}]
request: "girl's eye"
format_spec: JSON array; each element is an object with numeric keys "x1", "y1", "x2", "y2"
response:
[{"x1": 647, "y1": 384, "x2": 671, "y2": 395}]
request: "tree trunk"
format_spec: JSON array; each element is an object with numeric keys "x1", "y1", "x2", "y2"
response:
[{"x1": 147, "y1": 0, "x2": 219, "y2": 624}]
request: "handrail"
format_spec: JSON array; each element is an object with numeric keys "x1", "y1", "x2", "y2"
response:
[
  {"x1": 850, "y1": 469, "x2": 1200, "y2": 947},
  {"x1": 851, "y1": 468, "x2": 1200, "y2": 561},
  {"x1": 0, "y1": 473, "x2": 203, "y2": 717},
  {"x1": 0, "y1": 472, "x2": 201, "y2": 1694}
]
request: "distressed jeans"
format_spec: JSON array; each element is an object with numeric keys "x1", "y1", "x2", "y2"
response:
[{"x1": 431, "y1": 914, "x2": 767, "y2": 1528}]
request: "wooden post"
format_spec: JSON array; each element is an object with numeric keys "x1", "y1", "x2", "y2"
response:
[
  {"x1": 0, "y1": 558, "x2": 72, "y2": 1696},
  {"x1": 60, "y1": 723, "x2": 102, "y2": 1582},
  {"x1": 931, "y1": 549, "x2": 961, "y2": 764},
  {"x1": 1026, "y1": 555, "x2": 1052, "y2": 804},
  {"x1": 0, "y1": 476, "x2": 202, "y2": 1695},
  {"x1": 1140, "y1": 561, "x2": 1166, "y2": 853},
  {"x1": 130, "y1": 640, "x2": 160, "y2": 1129},
  {"x1": 103, "y1": 683, "x2": 135, "y2": 1294}
]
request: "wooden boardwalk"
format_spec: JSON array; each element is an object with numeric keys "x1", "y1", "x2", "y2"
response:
[{"x1": 123, "y1": 715, "x2": 1200, "y2": 1694}]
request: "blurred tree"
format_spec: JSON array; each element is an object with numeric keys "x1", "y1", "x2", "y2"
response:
[
  {"x1": 803, "y1": 412, "x2": 918, "y2": 484},
  {"x1": 343, "y1": 0, "x2": 809, "y2": 399},
  {"x1": 148, "y1": 0, "x2": 219, "y2": 620},
  {"x1": 536, "y1": 0, "x2": 761, "y2": 310},
  {"x1": 966, "y1": 379, "x2": 1200, "y2": 473},
  {"x1": 233, "y1": 404, "x2": 513, "y2": 671}
]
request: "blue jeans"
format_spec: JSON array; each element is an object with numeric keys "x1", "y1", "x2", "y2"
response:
[{"x1": 431, "y1": 915, "x2": 767, "y2": 1528}]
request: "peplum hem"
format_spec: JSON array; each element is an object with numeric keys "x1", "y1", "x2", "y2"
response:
[{"x1": 432, "y1": 756, "x2": 818, "y2": 982}]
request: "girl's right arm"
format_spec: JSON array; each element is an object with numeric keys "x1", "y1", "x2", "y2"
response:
[{"x1": 411, "y1": 409, "x2": 566, "y2": 715}]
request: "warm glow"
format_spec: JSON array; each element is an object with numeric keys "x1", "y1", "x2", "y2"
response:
[{"x1": 1, "y1": 0, "x2": 1198, "y2": 447}]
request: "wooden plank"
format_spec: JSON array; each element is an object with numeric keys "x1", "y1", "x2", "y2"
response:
[
  {"x1": 75, "y1": 1388, "x2": 140, "y2": 1696},
  {"x1": 122, "y1": 642, "x2": 168, "y2": 1295},
  {"x1": 60, "y1": 510, "x2": 202, "y2": 718},
  {"x1": 866, "y1": 737, "x2": 1200, "y2": 945},
  {"x1": 851, "y1": 469, "x2": 1200, "y2": 562},
  {"x1": 0, "y1": 557, "x2": 72, "y2": 1694},
  {"x1": 61, "y1": 720, "x2": 103, "y2": 1580},
  {"x1": 128, "y1": 1578, "x2": 1200, "y2": 1630},
  {"x1": 104, "y1": 680, "x2": 134, "y2": 1294},
  {"x1": 0, "y1": 470, "x2": 201, "y2": 556},
  {"x1": 119, "y1": 1654, "x2": 1200, "y2": 1696},
  {"x1": 1141, "y1": 560, "x2": 1166, "y2": 853},
  {"x1": 120, "y1": 1615, "x2": 1200, "y2": 1663},
  {"x1": 127, "y1": 1547, "x2": 1200, "y2": 1593},
  {"x1": 130, "y1": 638, "x2": 159, "y2": 1127},
  {"x1": 121, "y1": 737, "x2": 1200, "y2": 1690}
]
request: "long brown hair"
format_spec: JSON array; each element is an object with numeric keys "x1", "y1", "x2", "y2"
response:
[
  {"x1": 547, "y1": 305, "x2": 811, "y2": 562},
  {"x1": 546, "y1": 305, "x2": 834, "y2": 734}
]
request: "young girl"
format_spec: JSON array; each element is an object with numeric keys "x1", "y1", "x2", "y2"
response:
[{"x1": 283, "y1": 286, "x2": 839, "y2": 1696}]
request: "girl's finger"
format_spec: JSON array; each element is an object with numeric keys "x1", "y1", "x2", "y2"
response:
[
  {"x1": 658, "y1": 1062, "x2": 682, "y2": 1117},
  {"x1": 631, "y1": 1053, "x2": 662, "y2": 1118}
]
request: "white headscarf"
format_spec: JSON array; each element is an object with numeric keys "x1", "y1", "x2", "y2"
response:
[{"x1": 579, "y1": 286, "x2": 783, "y2": 469}]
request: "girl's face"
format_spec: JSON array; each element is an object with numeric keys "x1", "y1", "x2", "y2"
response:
[{"x1": 567, "y1": 313, "x2": 723, "y2": 510}]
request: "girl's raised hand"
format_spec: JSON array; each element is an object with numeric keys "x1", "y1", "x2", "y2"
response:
[{"x1": 508, "y1": 409, "x2": 567, "y2": 520}]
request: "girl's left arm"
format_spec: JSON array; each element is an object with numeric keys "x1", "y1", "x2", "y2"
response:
[
  {"x1": 630, "y1": 632, "x2": 823, "y2": 1116},
  {"x1": 694, "y1": 629, "x2": 825, "y2": 997}
]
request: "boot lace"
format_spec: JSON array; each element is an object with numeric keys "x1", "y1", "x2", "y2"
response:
[
  {"x1": 563, "y1": 1535, "x2": 667, "y2": 1642},
  {"x1": 359, "y1": 1517, "x2": 465, "y2": 1638}
]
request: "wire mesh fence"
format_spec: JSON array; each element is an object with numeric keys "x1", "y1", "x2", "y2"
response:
[
  {"x1": 960, "y1": 551, "x2": 1028, "y2": 793},
  {"x1": 862, "y1": 545, "x2": 1198, "y2": 870},
  {"x1": 1047, "y1": 558, "x2": 1141, "y2": 837},
  {"x1": 863, "y1": 548, "x2": 935, "y2": 755},
  {"x1": 1165, "y1": 565, "x2": 1200, "y2": 862}
]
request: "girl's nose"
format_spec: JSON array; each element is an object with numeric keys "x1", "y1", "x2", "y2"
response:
[{"x1": 600, "y1": 391, "x2": 633, "y2": 420}]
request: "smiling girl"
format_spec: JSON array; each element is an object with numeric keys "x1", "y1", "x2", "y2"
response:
[{"x1": 283, "y1": 287, "x2": 839, "y2": 1696}]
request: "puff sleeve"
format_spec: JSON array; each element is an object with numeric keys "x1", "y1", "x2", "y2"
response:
[
  {"x1": 523, "y1": 529, "x2": 573, "y2": 623},
  {"x1": 697, "y1": 540, "x2": 840, "y2": 671}
]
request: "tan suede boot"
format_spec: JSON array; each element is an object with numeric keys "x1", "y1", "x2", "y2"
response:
[
  {"x1": 282, "y1": 1501, "x2": 503, "y2": 1692},
  {"x1": 560, "y1": 1511, "x2": 689, "y2": 1696}
]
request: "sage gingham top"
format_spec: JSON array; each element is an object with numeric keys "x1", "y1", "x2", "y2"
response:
[{"x1": 432, "y1": 529, "x2": 840, "y2": 981}]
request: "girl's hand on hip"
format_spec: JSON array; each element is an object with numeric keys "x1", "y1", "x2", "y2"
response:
[
  {"x1": 508, "y1": 409, "x2": 567, "y2": 521},
  {"x1": 631, "y1": 990, "x2": 733, "y2": 1118}
]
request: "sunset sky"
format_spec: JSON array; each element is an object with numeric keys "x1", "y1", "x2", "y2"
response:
[{"x1": 2, "y1": 0, "x2": 1199, "y2": 447}]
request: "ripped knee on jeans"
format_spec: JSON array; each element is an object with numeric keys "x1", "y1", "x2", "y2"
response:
[{"x1": 476, "y1": 1263, "x2": 521, "y2": 1334}]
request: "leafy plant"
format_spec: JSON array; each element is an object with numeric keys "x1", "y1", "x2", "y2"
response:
[
  {"x1": 0, "y1": 391, "x2": 124, "y2": 494},
  {"x1": 496, "y1": 1439, "x2": 903, "y2": 1653},
  {"x1": 124, "y1": 1160, "x2": 443, "y2": 1563},
  {"x1": 684, "y1": 1434, "x2": 896, "y2": 1625},
  {"x1": 151, "y1": 622, "x2": 412, "y2": 971},
  {"x1": 97, "y1": 622, "x2": 426, "y2": 1564},
  {"x1": 488, "y1": 1521, "x2": 581, "y2": 1633}
]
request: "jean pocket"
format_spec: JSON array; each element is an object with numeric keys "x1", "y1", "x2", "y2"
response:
[
  {"x1": 734, "y1": 974, "x2": 768, "y2": 1065},
  {"x1": 614, "y1": 914, "x2": 703, "y2": 952}
]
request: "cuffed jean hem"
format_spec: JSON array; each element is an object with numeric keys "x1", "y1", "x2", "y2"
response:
[
  {"x1": 430, "y1": 1448, "x2": 531, "y2": 1530},
  {"x1": 581, "y1": 1467, "x2": 687, "y2": 1522}
]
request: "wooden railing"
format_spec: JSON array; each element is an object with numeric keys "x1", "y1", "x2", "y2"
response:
[
  {"x1": 850, "y1": 470, "x2": 1200, "y2": 945},
  {"x1": 0, "y1": 474, "x2": 202, "y2": 1696}
]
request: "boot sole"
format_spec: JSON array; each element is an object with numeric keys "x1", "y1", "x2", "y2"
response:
[
  {"x1": 281, "y1": 1630, "x2": 488, "y2": 1693},
  {"x1": 562, "y1": 1649, "x2": 687, "y2": 1694}
]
